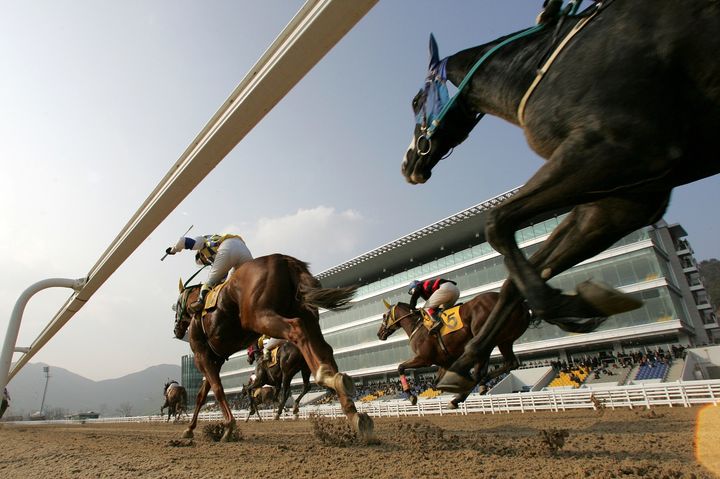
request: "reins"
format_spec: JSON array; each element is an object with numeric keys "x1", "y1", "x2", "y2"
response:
[
  {"x1": 518, "y1": 0, "x2": 611, "y2": 126},
  {"x1": 425, "y1": 24, "x2": 545, "y2": 140}
]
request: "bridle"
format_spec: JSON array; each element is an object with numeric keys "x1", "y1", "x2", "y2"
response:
[{"x1": 381, "y1": 304, "x2": 422, "y2": 339}]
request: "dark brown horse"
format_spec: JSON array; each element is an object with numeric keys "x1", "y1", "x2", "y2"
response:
[
  {"x1": 161, "y1": 381, "x2": 188, "y2": 422},
  {"x1": 402, "y1": 1, "x2": 720, "y2": 394},
  {"x1": 377, "y1": 293, "x2": 529, "y2": 408},
  {"x1": 245, "y1": 340, "x2": 312, "y2": 420},
  {"x1": 239, "y1": 382, "x2": 278, "y2": 420},
  {"x1": 173, "y1": 254, "x2": 372, "y2": 441}
]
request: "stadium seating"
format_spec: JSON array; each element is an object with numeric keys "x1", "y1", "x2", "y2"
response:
[{"x1": 634, "y1": 362, "x2": 670, "y2": 381}]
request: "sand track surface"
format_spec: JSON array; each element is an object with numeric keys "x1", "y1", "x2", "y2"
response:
[{"x1": 0, "y1": 406, "x2": 717, "y2": 478}]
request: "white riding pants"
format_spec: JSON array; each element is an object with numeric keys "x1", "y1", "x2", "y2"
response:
[
  {"x1": 206, "y1": 238, "x2": 253, "y2": 287},
  {"x1": 424, "y1": 282, "x2": 460, "y2": 310}
]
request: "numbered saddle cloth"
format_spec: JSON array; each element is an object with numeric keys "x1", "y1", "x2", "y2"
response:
[{"x1": 422, "y1": 305, "x2": 464, "y2": 336}]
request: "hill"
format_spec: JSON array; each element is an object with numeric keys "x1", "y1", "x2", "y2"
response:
[{"x1": 4, "y1": 362, "x2": 181, "y2": 418}]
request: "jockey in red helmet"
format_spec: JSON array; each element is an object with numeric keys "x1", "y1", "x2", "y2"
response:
[{"x1": 408, "y1": 278, "x2": 460, "y2": 335}]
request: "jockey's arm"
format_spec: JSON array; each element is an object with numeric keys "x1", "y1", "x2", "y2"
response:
[{"x1": 170, "y1": 236, "x2": 207, "y2": 254}]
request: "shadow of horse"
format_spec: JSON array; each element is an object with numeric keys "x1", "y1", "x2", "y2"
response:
[
  {"x1": 402, "y1": 1, "x2": 720, "y2": 394},
  {"x1": 173, "y1": 253, "x2": 373, "y2": 442},
  {"x1": 161, "y1": 381, "x2": 188, "y2": 423},
  {"x1": 245, "y1": 341, "x2": 311, "y2": 420}
]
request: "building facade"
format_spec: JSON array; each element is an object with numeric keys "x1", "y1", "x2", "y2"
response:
[{"x1": 182, "y1": 189, "x2": 719, "y2": 401}]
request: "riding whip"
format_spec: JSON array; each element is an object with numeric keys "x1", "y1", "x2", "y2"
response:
[{"x1": 160, "y1": 224, "x2": 193, "y2": 261}]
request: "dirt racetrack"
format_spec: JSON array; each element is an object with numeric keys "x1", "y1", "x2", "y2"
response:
[{"x1": 1, "y1": 406, "x2": 719, "y2": 479}]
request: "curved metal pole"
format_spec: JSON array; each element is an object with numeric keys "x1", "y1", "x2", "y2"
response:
[{"x1": 0, "y1": 278, "x2": 86, "y2": 392}]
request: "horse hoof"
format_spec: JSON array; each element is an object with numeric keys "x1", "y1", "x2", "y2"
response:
[
  {"x1": 181, "y1": 429, "x2": 194, "y2": 439},
  {"x1": 576, "y1": 280, "x2": 643, "y2": 316},
  {"x1": 447, "y1": 401, "x2": 458, "y2": 410},
  {"x1": 437, "y1": 371, "x2": 475, "y2": 394},
  {"x1": 353, "y1": 412, "x2": 374, "y2": 441},
  {"x1": 410, "y1": 395, "x2": 417, "y2": 406},
  {"x1": 274, "y1": 414, "x2": 280, "y2": 421}
]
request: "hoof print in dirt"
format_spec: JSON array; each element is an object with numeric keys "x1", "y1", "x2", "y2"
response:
[
  {"x1": 539, "y1": 428, "x2": 569, "y2": 454},
  {"x1": 311, "y1": 414, "x2": 363, "y2": 447},
  {"x1": 166, "y1": 439, "x2": 193, "y2": 448},
  {"x1": 202, "y1": 423, "x2": 242, "y2": 442}
]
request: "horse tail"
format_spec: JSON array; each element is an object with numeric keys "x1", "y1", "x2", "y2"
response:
[{"x1": 283, "y1": 255, "x2": 357, "y2": 311}]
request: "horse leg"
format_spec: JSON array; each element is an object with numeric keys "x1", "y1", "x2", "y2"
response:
[
  {"x1": 253, "y1": 310, "x2": 374, "y2": 440},
  {"x1": 441, "y1": 188, "x2": 670, "y2": 392},
  {"x1": 293, "y1": 367, "x2": 312, "y2": 417},
  {"x1": 183, "y1": 379, "x2": 211, "y2": 439},
  {"x1": 474, "y1": 342, "x2": 520, "y2": 394},
  {"x1": 399, "y1": 356, "x2": 429, "y2": 406},
  {"x1": 201, "y1": 361, "x2": 235, "y2": 441},
  {"x1": 275, "y1": 373, "x2": 292, "y2": 420}
]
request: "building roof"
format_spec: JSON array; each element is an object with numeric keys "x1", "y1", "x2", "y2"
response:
[{"x1": 316, "y1": 188, "x2": 520, "y2": 288}]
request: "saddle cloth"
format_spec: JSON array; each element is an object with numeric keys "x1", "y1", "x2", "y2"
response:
[
  {"x1": 422, "y1": 305, "x2": 464, "y2": 336},
  {"x1": 202, "y1": 282, "x2": 227, "y2": 314},
  {"x1": 268, "y1": 346, "x2": 280, "y2": 367}
]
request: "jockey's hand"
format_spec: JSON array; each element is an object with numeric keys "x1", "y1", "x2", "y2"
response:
[{"x1": 165, "y1": 247, "x2": 176, "y2": 255}]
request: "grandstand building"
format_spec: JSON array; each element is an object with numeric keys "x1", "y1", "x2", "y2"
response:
[{"x1": 181, "y1": 188, "x2": 719, "y2": 400}]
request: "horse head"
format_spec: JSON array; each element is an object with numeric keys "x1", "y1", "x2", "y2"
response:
[
  {"x1": 402, "y1": 34, "x2": 483, "y2": 185},
  {"x1": 377, "y1": 300, "x2": 415, "y2": 340},
  {"x1": 247, "y1": 344, "x2": 260, "y2": 365},
  {"x1": 173, "y1": 280, "x2": 198, "y2": 340}
]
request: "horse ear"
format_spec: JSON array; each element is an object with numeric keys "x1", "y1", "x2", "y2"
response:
[
  {"x1": 383, "y1": 299, "x2": 391, "y2": 309},
  {"x1": 429, "y1": 33, "x2": 440, "y2": 69},
  {"x1": 178, "y1": 278, "x2": 184, "y2": 292}
]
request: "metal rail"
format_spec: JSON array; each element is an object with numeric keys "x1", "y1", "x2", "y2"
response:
[{"x1": 1, "y1": 0, "x2": 378, "y2": 389}]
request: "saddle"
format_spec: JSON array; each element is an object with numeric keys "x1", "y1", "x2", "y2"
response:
[
  {"x1": 201, "y1": 282, "x2": 227, "y2": 314},
  {"x1": 421, "y1": 305, "x2": 464, "y2": 336}
]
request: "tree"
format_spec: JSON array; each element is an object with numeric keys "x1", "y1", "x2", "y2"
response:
[
  {"x1": 699, "y1": 259, "x2": 720, "y2": 310},
  {"x1": 116, "y1": 402, "x2": 133, "y2": 417}
]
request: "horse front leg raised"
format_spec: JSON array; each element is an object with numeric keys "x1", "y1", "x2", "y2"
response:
[{"x1": 398, "y1": 356, "x2": 430, "y2": 406}]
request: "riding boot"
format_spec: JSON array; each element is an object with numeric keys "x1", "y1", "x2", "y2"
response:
[
  {"x1": 189, "y1": 287, "x2": 208, "y2": 314},
  {"x1": 428, "y1": 308, "x2": 443, "y2": 335}
]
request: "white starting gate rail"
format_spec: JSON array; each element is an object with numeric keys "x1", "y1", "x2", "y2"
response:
[{"x1": 0, "y1": 0, "x2": 378, "y2": 392}]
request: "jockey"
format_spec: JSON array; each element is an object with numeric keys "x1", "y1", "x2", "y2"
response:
[
  {"x1": 408, "y1": 278, "x2": 460, "y2": 335},
  {"x1": 166, "y1": 233, "x2": 253, "y2": 313},
  {"x1": 262, "y1": 336, "x2": 284, "y2": 362}
]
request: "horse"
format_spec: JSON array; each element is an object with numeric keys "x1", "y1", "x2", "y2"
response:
[
  {"x1": 402, "y1": 1, "x2": 720, "y2": 394},
  {"x1": 244, "y1": 340, "x2": 312, "y2": 420},
  {"x1": 377, "y1": 291, "x2": 596, "y2": 407},
  {"x1": 239, "y1": 382, "x2": 278, "y2": 420},
  {"x1": 173, "y1": 253, "x2": 373, "y2": 441},
  {"x1": 161, "y1": 381, "x2": 188, "y2": 422}
]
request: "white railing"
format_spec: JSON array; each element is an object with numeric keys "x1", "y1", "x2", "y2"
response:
[{"x1": 6, "y1": 380, "x2": 719, "y2": 426}]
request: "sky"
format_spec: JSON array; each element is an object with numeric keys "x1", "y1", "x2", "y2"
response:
[{"x1": 1, "y1": 1, "x2": 718, "y2": 382}]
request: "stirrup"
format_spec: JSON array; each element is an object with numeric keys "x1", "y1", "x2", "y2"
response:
[{"x1": 429, "y1": 320, "x2": 442, "y2": 334}]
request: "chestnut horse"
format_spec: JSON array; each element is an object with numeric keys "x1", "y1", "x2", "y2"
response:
[
  {"x1": 173, "y1": 254, "x2": 373, "y2": 441},
  {"x1": 161, "y1": 381, "x2": 188, "y2": 422},
  {"x1": 402, "y1": 1, "x2": 720, "y2": 393},
  {"x1": 245, "y1": 340, "x2": 312, "y2": 420}
]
